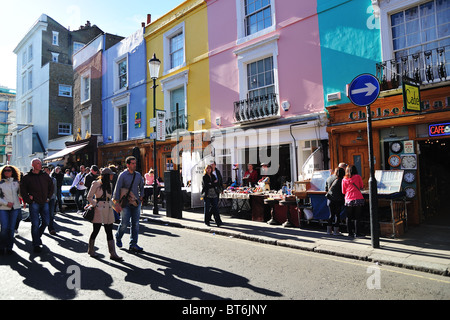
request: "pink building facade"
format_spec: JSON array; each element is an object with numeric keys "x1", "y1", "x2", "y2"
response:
[{"x1": 207, "y1": 0, "x2": 328, "y2": 185}]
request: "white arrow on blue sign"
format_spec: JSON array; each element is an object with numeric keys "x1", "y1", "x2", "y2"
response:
[{"x1": 348, "y1": 73, "x2": 380, "y2": 107}]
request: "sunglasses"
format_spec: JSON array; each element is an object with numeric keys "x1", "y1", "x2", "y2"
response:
[{"x1": 3, "y1": 169, "x2": 12, "y2": 172}]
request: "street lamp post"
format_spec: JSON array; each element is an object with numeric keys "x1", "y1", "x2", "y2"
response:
[{"x1": 148, "y1": 53, "x2": 161, "y2": 215}]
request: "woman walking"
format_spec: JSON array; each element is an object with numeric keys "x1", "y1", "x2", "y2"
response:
[
  {"x1": 86, "y1": 167, "x2": 122, "y2": 261},
  {"x1": 342, "y1": 165, "x2": 365, "y2": 238},
  {"x1": 202, "y1": 164, "x2": 222, "y2": 227},
  {"x1": 325, "y1": 167, "x2": 345, "y2": 235},
  {"x1": 0, "y1": 165, "x2": 22, "y2": 255}
]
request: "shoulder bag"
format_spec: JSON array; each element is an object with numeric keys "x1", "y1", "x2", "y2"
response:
[
  {"x1": 119, "y1": 172, "x2": 136, "y2": 208},
  {"x1": 70, "y1": 173, "x2": 86, "y2": 195}
]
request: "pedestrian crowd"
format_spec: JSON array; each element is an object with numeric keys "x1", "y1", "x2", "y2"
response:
[{"x1": 0, "y1": 156, "x2": 145, "y2": 261}]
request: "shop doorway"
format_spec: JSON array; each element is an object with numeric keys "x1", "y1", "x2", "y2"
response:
[
  {"x1": 419, "y1": 138, "x2": 450, "y2": 226},
  {"x1": 342, "y1": 145, "x2": 370, "y2": 185}
]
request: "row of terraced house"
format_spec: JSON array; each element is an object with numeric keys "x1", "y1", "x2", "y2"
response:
[{"x1": 11, "y1": 0, "x2": 450, "y2": 225}]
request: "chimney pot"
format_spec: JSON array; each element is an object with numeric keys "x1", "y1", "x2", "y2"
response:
[{"x1": 147, "y1": 14, "x2": 151, "y2": 24}]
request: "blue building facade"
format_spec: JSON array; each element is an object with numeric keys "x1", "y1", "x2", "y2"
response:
[
  {"x1": 101, "y1": 28, "x2": 147, "y2": 147},
  {"x1": 317, "y1": 0, "x2": 381, "y2": 109}
]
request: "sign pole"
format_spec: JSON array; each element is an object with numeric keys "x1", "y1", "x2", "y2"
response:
[
  {"x1": 366, "y1": 104, "x2": 380, "y2": 248},
  {"x1": 348, "y1": 74, "x2": 381, "y2": 249}
]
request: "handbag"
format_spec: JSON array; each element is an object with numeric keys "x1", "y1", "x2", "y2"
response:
[
  {"x1": 82, "y1": 205, "x2": 95, "y2": 222},
  {"x1": 119, "y1": 172, "x2": 136, "y2": 207},
  {"x1": 69, "y1": 186, "x2": 77, "y2": 195}
]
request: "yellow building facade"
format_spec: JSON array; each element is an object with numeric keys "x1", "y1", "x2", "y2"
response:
[
  {"x1": 143, "y1": 0, "x2": 211, "y2": 182},
  {"x1": 145, "y1": 0, "x2": 210, "y2": 136}
]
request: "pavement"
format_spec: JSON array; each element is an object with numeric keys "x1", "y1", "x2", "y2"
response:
[{"x1": 140, "y1": 206, "x2": 450, "y2": 277}]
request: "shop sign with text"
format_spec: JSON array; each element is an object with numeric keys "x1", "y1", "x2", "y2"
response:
[
  {"x1": 403, "y1": 82, "x2": 421, "y2": 112},
  {"x1": 429, "y1": 122, "x2": 450, "y2": 137}
]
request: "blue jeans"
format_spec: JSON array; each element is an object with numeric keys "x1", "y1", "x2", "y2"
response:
[
  {"x1": 115, "y1": 204, "x2": 141, "y2": 246},
  {"x1": 0, "y1": 209, "x2": 20, "y2": 250},
  {"x1": 29, "y1": 202, "x2": 50, "y2": 247}
]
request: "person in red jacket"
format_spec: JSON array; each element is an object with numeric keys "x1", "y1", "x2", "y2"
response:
[
  {"x1": 342, "y1": 165, "x2": 364, "y2": 238},
  {"x1": 243, "y1": 164, "x2": 258, "y2": 187}
]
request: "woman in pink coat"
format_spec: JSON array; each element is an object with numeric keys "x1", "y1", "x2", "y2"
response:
[
  {"x1": 341, "y1": 165, "x2": 364, "y2": 238},
  {"x1": 86, "y1": 167, "x2": 122, "y2": 261}
]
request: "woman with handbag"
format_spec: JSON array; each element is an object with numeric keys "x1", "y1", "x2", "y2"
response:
[
  {"x1": 201, "y1": 164, "x2": 222, "y2": 227},
  {"x1": 325, "y1": 167, "x2": 345, "y2": 235},
  {"x1": 342, "y1": 165, "x2": 365, "y2": 238},
  {"x1": 0, "y1": 165, "x2": 22, "y2": 255},
  {"x1": 86, "y1": 167, "x2": 122, "y2": 261}
]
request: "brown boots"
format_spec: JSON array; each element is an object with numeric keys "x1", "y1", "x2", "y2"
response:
[{"x1": 87, "y1": 239, "x2": 123, "y2": 261}]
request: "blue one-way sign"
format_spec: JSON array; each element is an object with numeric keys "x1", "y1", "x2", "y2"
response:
[{"x1": 348, "y1": 73, "x2": 380, "y2": 107}]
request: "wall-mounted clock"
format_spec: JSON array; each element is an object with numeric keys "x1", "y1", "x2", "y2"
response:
[
  {"x1": 404, "y1": 171, "x2": 416, "y2": 183},
  {"x1": 401, "y1": 154, "x2": 417, "y2": 170},
  {"x1": 390, "y1": 141, "x2": 403, "y2": 153},
  {"x1": 404, "y1": 187, "x2": 416, "y2": 199},
  {"x1": 388, "y1": 154, "x2": 401, "y2": 167}
]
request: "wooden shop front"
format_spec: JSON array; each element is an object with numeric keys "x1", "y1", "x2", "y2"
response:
[{"x1": 326, "y1": 85, "x2": 450, "y2": 227}]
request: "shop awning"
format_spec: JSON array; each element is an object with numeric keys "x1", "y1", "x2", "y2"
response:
[{"x1": 43, "y1": 142, "x2": 89, "y2": 162}]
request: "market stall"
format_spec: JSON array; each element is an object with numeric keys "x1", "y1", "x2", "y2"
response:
[{"x1": 292, "y1": 169, "x2": 408, "y2": 237}]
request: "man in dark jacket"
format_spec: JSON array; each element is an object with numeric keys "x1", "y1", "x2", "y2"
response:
[
  {"x1": 83, "y1": 165, "x2": 99, "y2": 196},
  {"x1": 20, "y1": 158, "x2": 54, "y2": 253}
]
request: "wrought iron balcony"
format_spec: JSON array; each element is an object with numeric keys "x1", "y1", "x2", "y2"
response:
[
  {"x1": 166, "y1": 113, "x2": 188, "y2": 135},
  {"x1": 233, "y1": 93, "x2": 279, "y2": 124},
  {"x1": 376, "y1": 46, "x2": 449, "y2": 91}
]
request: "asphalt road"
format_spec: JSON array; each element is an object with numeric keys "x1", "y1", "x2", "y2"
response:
[{"x1": 1, "y1": 209, "x2": 449, "y2": 304}]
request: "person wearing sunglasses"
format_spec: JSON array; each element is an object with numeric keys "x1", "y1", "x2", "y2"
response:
[{"x1": 0, "y1": 165, "x2": 22, "y2": 255}]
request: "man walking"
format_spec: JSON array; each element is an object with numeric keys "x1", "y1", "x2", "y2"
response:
[
  {"x1": 72, "y1": 165, "x2": 87, "y2": 213},
  {"x1": 20, "y1": 158, "x2": 54, "y2": 253},
  {"x1": 113, "y1": 156, "x2": 144, "y2": 252},
  {"x1": 51, "y1": 166, "x2": 64, "y2": 213}
]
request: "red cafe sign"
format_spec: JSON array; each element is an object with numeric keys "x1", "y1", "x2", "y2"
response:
[{"x1": 429, "y1": 123, "x2": 450, "y2": 137}]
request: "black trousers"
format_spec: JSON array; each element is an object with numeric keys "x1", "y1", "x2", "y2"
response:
[
  {"x1": 345, "y1": 205, "x2": 363, "y2": 236},
  {"x1": 328, "y1": 201, "x2": 344, "y2": 227}
]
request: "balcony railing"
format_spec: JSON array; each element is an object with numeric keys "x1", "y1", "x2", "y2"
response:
[
  {"x1": 233, "y1": 93, "x2": 279, "y2": 124},
  {"x1": 376, "y1": 46, "x2": 449, "y2": 91},
  {"x1": 166, "y1": 113, "x2": 188, "y2": 136}
]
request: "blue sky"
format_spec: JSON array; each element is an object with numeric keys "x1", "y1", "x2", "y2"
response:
[{"x1": 0, "y1": 0, "x2": 186, "y2": 89}]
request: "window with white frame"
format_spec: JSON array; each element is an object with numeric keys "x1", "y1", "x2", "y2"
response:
[
  {"x1": 52, "y1": 31, "x2": 59, "y2": 46},
  {"x1": 81, "y1": 71, "x2": 91, "y2": 103},
  {"x1": 163, "y1": 22, "x2": 185, "y2": 73},
  {"x1": 244, "y1": 0, "x2": 272, "y2": 36},
  {"x1": 28, "y1": 69, "x2": 32, "y2": 91},
  {"x1": 118, "y1": 105, "x2": 127, "y2": 141},
  {"x1": 20, "y1": 102, "x2": 26, "y2": 123},
  {"x1": 58, "y1": 123, "x2": 72, "y2": 135},
  {"x1": 73, "y1": 42, "x2": 85, "y2": 54},
  {"x1": 22, "y1": 51, "x2": 27, "y2": 67},
  {"x1": 390, "y1": 0, "x2": 449, "y2": 60},
  {"x1": 28, "y1": 44, "x2": 33, "y2": 62},
  {"x1": 237, "y1": 0, "x2": 275, "y2": 43},
  {"x1": 81, "y1": 108, "x2": 91, "y2": 138},
  {"x1": 247, "y1": 56, "x2": 274, "y2": 98},
  {"x1": 234, "y1": 34, "x2": 279, "y2": 101},
  {"x1": 21, "y1": 73, "x2": 26, "y2": 94},
  {"x1": 170, "y1": 87, "x2": 185, "y2": 118},
  {"x1": 170, "y1": 32, "x2": 184, "y2": 69},
  {"x1": 51, "y1": 52, "x2": 59, "y2": 63},
  {"x1": 59, "y1": 84, "x2": 72, "y2": 97},
  {"x1": 118, "y1": 58, "x2": 127, "y2": 90},
  {"x1": 27, "y1": 99, "x2": 32, "y2": 123}
]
